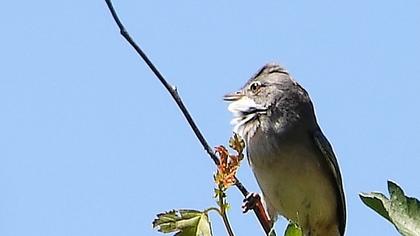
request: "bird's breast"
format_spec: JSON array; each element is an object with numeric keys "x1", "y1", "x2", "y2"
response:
[{"x1": 247, "y1": 132, "x2": 339, "y2": 234}]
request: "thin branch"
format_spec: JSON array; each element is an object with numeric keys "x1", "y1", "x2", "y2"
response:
[
  {"x1": 104, "y1": 1, "x2": 272, "y2": 234},
  {"x1": 105, "y1": 0, "x2": 219, "y2": 166},
  {"x1": 221, "y1": 212, "x2": 235, "y2": 236},
  {"x1": 219, "y1": 192, "x2": 235, "y2": 236}
]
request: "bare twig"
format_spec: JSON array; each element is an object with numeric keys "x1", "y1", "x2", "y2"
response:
[{"x1": 104, "y1": 1, "x2": 272, "y2": 234}]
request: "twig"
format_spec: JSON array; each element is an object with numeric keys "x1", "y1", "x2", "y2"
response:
[
  {"x1": 104, "y1": 1, "x2": 272, "y2": 234},
  {"x1": 219, "y1": 191, "x2": 235, "y2": 236}
]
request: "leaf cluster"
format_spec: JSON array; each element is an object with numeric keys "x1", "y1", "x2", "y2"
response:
[
  {"x1": 153, "y1": 210, "x2": 212, "y2": 236},
  {"x1": 360, "y1": 181, "x2": 420, "y2": 236}
]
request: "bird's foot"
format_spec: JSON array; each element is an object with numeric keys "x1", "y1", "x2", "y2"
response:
[
  {"x1": 242, "y1": 192, "x2": 261, "y2": 213},
  {"x1": 242, "y1": 192, "x2": 274, "y2": 234}
]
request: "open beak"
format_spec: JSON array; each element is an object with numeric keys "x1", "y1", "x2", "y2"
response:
[
  {"x1": 224, "y1": 90, "x2": 267, "y2": 115},
  {"x1": 223, "y1": 91, "x2": 244, "y2": 101},
  {"x1": 224, "y1": 90, "x2": 267, "y2": 136}
]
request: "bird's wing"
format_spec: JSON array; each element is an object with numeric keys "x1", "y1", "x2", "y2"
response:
[{"x1": 313, "y1": 129, "x2": 346, "y2": 235}]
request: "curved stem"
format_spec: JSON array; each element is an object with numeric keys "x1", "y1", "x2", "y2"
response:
[
  {"x1": 204, "y1": 207, "x2": 220, "y2": 214},
  {"x1": 206, "y1": 205, "x2": 234, "y2": 236}
]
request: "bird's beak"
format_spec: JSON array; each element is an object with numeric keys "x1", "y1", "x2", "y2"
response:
[{"x1": 223, "y1": 91, "x2": 244, "y2": 101}]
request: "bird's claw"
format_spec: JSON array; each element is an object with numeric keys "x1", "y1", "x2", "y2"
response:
[{"x1": 242, "y1": 192, "x2": 261, "y2": 213}]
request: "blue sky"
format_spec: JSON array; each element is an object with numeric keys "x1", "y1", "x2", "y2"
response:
[{"x1": 1, "y1": 1, "x2": 420, "y2": 235}]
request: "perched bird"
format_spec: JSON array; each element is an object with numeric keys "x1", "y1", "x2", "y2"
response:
[{"x1": 224, "y1": 63, "x2": 346, "y2": 236}]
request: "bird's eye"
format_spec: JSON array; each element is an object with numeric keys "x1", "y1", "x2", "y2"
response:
[{"x1": 249, "y1": 81, "x2": 261, "y2": 93}]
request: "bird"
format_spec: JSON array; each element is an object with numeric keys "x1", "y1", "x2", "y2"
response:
[{"x1": 224, "y1": 63, "x2": 346, "y2": 236}]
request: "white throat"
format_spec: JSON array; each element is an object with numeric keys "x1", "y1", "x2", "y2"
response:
[{"x1": 227, "y1": 96, "x2": 267, "y2": 142}]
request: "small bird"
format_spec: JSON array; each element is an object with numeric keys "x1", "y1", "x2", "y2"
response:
[{"x1": 224, "y1": 63, "x2": 346, "y2": 236}]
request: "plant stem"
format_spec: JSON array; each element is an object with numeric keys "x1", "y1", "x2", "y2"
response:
[
  {"x1": 218, "y1": 190, "x2": 235, "y2": 236},
  {"x1": 221, "y1": 210, "x2": 235, "y2": 236}
]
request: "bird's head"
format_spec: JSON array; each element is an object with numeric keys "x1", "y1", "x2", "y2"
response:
[{"x1": 224, "y1": 63, "x2": 313, "y2": 142}]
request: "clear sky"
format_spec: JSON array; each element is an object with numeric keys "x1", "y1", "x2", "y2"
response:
[{"x1": 1, "y1": 1, "x2": 420, "y2": 236}]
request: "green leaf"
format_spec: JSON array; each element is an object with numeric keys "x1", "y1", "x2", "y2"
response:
[
  {"x1": 359, "y1": 191, "x2": 391, "y2": 222},
  {"x1": 284, "y1": 222, "x2": 303, "y2": 236},
  {"x1": 360, "y1": 180, "x2": 420, "y2": 236},
  {"x1": 152, "y1": 209, "x2": 212, "y2": 236}
]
